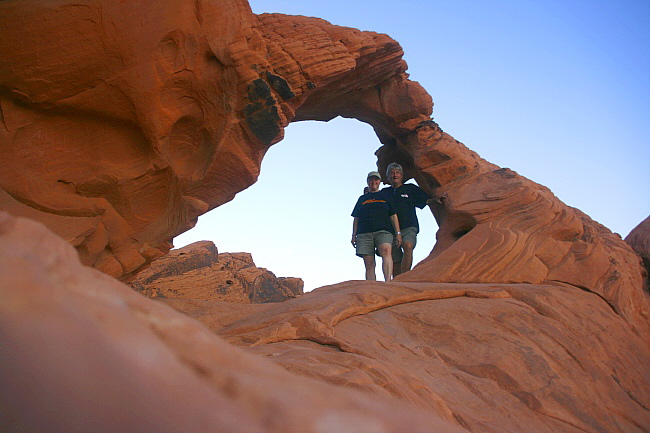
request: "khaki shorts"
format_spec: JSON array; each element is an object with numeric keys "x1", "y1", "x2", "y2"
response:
[
  {"x1": 392, "y1": 226, "x2": 418, "y2": 262},
  {"x1": 356, "y1": 230, "x2": 393, "y2": 257}
]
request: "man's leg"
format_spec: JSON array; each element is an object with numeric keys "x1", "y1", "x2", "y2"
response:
[
  {"x1": 362, "y1": 255, "x2": 376, "y2": 280},
  {"x1": 393, "y1": 260, "x2": 403, "y2": 277},
  {"x1": 377, "y1": 243, "x2": 393, "y2": 282},
  {"x1": 391, "y1": 238, "x2": 403, "y2": 278},
  {"x1": 401, "y1": 241, "x2": 415, "y2": 274}
]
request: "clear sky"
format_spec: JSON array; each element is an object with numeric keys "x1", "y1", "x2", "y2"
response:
[{"x1": 175, "y1": 0, "x2": 650, "y2": 292}]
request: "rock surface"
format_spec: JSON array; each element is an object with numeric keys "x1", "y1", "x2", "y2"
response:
[
  {"x1": 129, "y1": 240, "x2": 302, "y2": 303},
  {"x1": 2, "y1": 212, "x2": 649, "y2": 433},
  {"x1": 219, "y1": 280, "x2": 650, "y2": 433},
  {"x1": 0, "y1": 213, "x2": 463, "y2": 433},
  {"x1": 1, "y1": 1, "x2": 649, "y2": 433}
]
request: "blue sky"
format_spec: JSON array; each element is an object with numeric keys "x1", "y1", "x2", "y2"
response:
[{"x1": 176, "y1": 0, "x2": 650, "y2": 291}]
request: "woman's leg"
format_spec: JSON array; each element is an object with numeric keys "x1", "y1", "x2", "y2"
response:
[{"x1": 377, "y1": 243, "x2": 393, "y2": 282}]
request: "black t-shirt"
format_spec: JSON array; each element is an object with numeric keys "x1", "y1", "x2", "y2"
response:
[
  {"x1": 351, "y1": 190, "x2": 396, "y2": 234},
  {"x1": 382, "y1": 183, "x2": 429, "y2": 231}
]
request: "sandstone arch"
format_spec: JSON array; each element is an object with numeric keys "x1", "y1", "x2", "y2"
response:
[
  {"x1": 1, "y1": 1, "x2": 647, "y2": 333},
  {"x1": 252, "y1": 13, "x2": 649, "y2": 343}
]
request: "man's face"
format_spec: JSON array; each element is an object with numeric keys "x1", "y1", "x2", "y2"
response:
[
  {"x1": 367, "y1": 176, "x2": 381, "y2": 192},
  {"x1": 389, "y1": 168, "x2": 403, "y2": 186}
]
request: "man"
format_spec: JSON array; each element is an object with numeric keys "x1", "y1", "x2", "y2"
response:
[
  {"x1": 351, "y1": 171, "x2": 402, "y2": 282},
  {"x1": 383, "y1": 162, "x2": 430, "y2": 276}
]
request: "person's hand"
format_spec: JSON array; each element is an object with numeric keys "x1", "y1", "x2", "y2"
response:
[
  {"x1": 351, "y1": 235, "x2": 356, "y2": 247},
  {"x1": 395, "y1": 233, "x2": 402, "y2": 248}
]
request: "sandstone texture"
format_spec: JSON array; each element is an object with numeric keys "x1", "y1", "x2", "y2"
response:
[
  {"x1": 1, "y1": 1, "x2": 649, "y2": 433},
  {"x1": 219, "y1": 280, "x2": 650, "y2": 433},
  {"x1": 129, "y1": 240, "x2": 303, "y2": 303}
]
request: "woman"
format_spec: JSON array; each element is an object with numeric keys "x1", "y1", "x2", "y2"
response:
[{"x1": 351, "y1": 171, "x2": 402, "y2": 281}]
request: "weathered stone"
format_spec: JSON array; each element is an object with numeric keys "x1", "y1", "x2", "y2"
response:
[
  {"x1": 128, "y1": 241, "x2": 303, "y2": 303},
  {"x1": 0, "y1": 0, "x2": 271, "y2": 280}
]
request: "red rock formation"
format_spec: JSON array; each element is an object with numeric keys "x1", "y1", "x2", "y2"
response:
[
  {"x1": 0, "y1": 0, "x2": 269, "y2": 280},
  {"x1": 626, "y1": 216, "x2": 650, "y2": 285},
  {"x1": 217, "y1": 280, "x2": 650, "y2": 433},
  {"x1": 129, "y1": 240, "x2": 303, "y2": 303},
  {"x1": 254, "y1": 12, "x2": 650, "y2": 343},
  {"x1": 0, "y1": 2, "x2": 428, "y2": 281},
  {"x1": 1, "y1": 1, "x2": 649, "y2": 433}
]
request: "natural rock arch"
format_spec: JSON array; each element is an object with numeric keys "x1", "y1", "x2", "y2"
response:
[
  {"x1": 1, "y1": 2, "x2": 650, "y2": 432},
  {"x1": 0, "y1": 2, "x2": 647, "y2": 335},
  {"x1": 243, "y1": 13, "x2": 650, "y2": 340}
]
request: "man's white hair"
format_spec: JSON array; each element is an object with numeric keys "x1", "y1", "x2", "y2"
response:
[{"x1": 386, "y1": 162, "x2": 403, "y2": 177}]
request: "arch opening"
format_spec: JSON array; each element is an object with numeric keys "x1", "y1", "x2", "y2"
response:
[{"x1": 175, "y1": 117, "x2": 439, "y2": 291}]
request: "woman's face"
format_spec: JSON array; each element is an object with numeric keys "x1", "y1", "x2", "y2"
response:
[{"x1": 367, "y1": 177, "x2": 381, "y2": 192}]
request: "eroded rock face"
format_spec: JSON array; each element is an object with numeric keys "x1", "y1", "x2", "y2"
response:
[
  {"x1": 128, "y1": 240, "x2": 303, "y2": 303},
  {"x1": 625, "y1": 216, "x2": 650, "y2": 285},
  {"x1": 0, "y1": 2, "x2": 426, "y2": 281},
  {"x1": 1, "y1": 1, "x2": 649, "y2": 433},
  {"x1": 0, "y1": 0, "x2": 270, "y2": 280}
]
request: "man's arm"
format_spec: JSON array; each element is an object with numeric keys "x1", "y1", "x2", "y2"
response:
[
  {"x1": 390, "y1": 214, "x2": 402, "y2": 247},
  {"x1": 414, "y1": 184, "x2": 431, "y2": 209}
]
